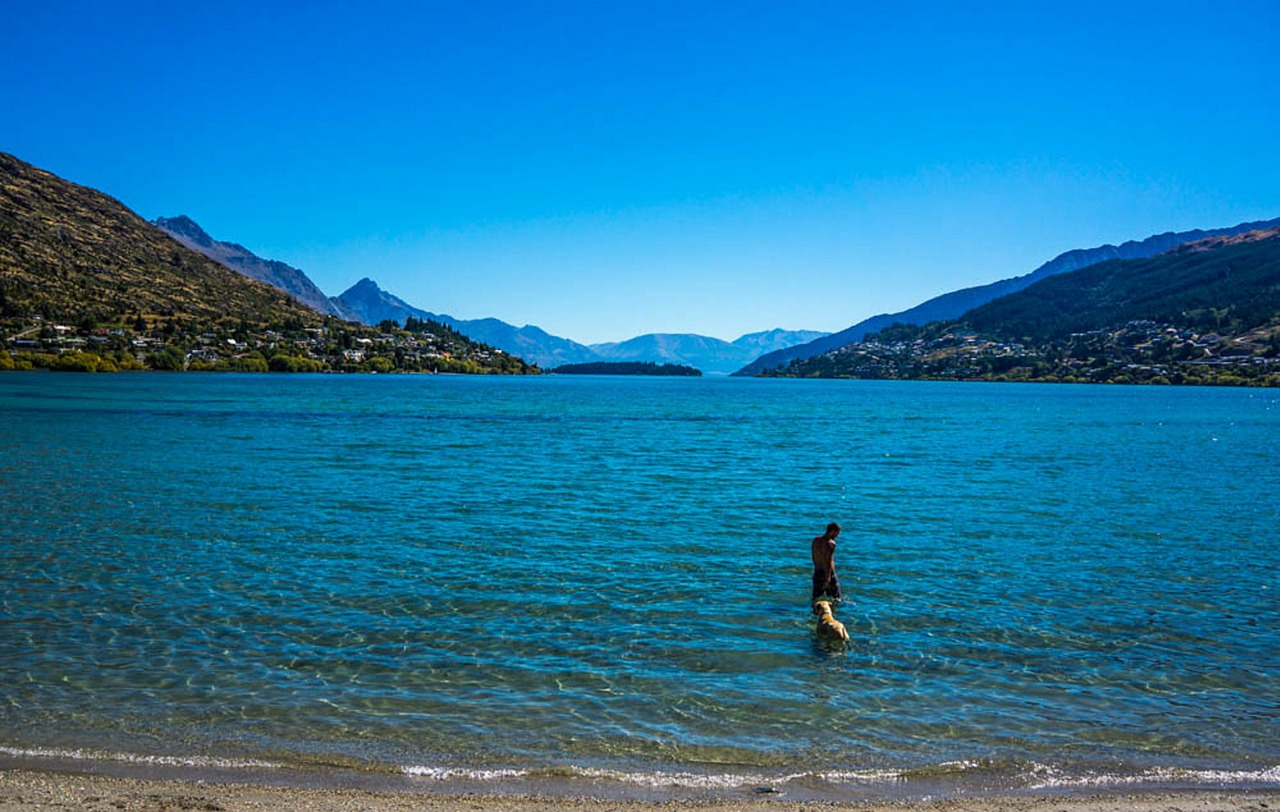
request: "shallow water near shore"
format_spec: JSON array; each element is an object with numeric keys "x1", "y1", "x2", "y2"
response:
[{"x1": 1, "y1": 373, "x2": 1276, "y2": 799}]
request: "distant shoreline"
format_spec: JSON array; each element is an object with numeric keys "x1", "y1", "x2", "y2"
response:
[{"x1": 547, "y1": 361, "x2": 702, "y2": 376}]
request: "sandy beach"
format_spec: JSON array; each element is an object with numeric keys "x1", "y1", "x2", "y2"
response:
[{"x1": 1, "y1": 770, "x2": 1276, "y2": 812}]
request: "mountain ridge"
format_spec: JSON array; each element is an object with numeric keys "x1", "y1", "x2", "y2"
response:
[
  {"x1": 154, "y1": 215, "x2": 358, "y2": 321},
  {"x1": 0, "y1": 152, "x2": 325, "y2": 327},
  {"x1": 770, "y1": 229, "x2": 1280, "y2": 385},
  {"x1": 735, "y1": 216, "x2": 1280, "y2": 376},
  {"x1": 334, "y1": 277, "x2": 601, "y2": 368},
  {"x1": 335, "y1": 276, "x2": 826, "y2": 372},
  {"x1": 142, "y1": 217, "x2": 828, "y2": 371},
  {"x1": 14, "y1": 149, "x2": 1272, "y2": 381},
  {"x1": 0, "y1": 152, "x2": 532, "y2": 374},
  {"x1": 961, "y1": 227, "x2": 1280, "y2": 343},
  {"x1": 588, "y1": 329, "x2": 828, "y2": 375}
]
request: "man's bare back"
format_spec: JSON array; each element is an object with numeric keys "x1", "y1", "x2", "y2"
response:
[
  {"x1": 811, "y1": 532, "x2": 836, "y2": 571},
  {"x1": 810, "y1": 522, "x2": 842, "y2": 601}
]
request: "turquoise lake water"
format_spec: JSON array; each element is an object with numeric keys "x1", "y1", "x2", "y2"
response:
[{"x1": 1, "y1": 373, "x2": 1276, "y2": 799}]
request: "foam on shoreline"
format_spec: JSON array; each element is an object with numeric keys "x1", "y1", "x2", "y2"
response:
[
  {"x1": 4, "y1": 743, "x2": 1277, "y2": 804},
  {"x1": 1, "y1": 767, "x2": 1279, "y2": 812},
  {"x1": 0, "y1": 745, "x2": 281, "y2": 771}
]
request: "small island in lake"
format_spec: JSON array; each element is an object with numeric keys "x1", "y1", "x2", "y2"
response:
[{"x1": 549, "y1": 361, "x2": 702, "y2": 376}]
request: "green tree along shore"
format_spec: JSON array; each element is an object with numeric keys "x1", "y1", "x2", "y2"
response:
[{"x1": 0, "y1": 313, "x2": 538, "y2": 374}]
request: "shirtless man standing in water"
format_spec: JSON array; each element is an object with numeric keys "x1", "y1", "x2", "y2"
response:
[{"x1": 811, "y1": 522, "x2": 842, "y2": 603}]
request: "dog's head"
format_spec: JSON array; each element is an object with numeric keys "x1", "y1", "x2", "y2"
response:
[{"x1": 812, "y1": 600, "x2": 833, "y2": 617}]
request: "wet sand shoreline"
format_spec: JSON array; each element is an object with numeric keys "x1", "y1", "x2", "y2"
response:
[{"x1": 2, "y1": 769, "x2": 1278, "y2": 812}]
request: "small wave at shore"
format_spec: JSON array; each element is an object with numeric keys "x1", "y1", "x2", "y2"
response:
[
  {"x1": 0, "y1": 745, "x2": 281, "y2": 771},
  {"x1": 4, "y1": 743, "x2": 1278, "y2": 801},
  {"x1": 1026, "y1": 764, "x2": 1280, "y2": 790},
  {"x1": 402, "y1": 759, "x2": 1280, "y2": 796}
]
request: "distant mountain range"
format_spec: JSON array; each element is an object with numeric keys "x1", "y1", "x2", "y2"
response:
[
  {"x1": 588, "y1": 329, "x2": 828, "y2": 375},
  {"x1": 735, "y1": 216, "x2": 1280, "y2": 376},
  {"x1": 334, "y1": 276, "x2": 827, "y2": 373},
  {"x1": 145, "y1": 216, "x2": 827, "y2": 372},
  {"x1": 334, "y1": 277, "x2": 601, "y2": 368},
  {"x1": 11, "y1": 146, "x2": 1274, "y2": 382}
]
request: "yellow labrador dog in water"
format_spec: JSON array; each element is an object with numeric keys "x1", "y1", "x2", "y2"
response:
[{"x1": 813, "y1": 600, "x2": 850, "y2": 643}]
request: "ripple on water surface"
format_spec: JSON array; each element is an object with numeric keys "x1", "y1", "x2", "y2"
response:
[{"x1": 1, "y1": 375, "x2": 1277, "y2": 792}]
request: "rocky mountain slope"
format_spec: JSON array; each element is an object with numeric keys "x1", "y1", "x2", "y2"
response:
[
  {"x1": 0, "y1": 152, "x2": 322, "y2": 327},
  {"x1": 154, "y1": 215, "x2": 358, "y2": 321},
  {"x1": 0, "y1": 152, "x2": 532, "y2": 374},
  {"x1": 771, "y1": 228, "x2": 1280, "y2": 385},
  {"x1": 962, "y1": 227, "x2": 1280, "y2": 342}
]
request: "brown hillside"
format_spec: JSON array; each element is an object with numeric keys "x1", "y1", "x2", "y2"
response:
[
  {"x1": 0, "y1": 152, "x2": 324, "y2": 327},
  {"x1": 1165, "y1": 227, "x2": 1280, "y2": 255}
]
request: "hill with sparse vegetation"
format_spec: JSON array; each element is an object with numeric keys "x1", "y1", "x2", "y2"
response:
[
  {"x1": 767, "y1": 230, "x2": 1280, "y2": 386},
  {"x1": 0, "y1": 152, "x2": 536, "y2": 374}
]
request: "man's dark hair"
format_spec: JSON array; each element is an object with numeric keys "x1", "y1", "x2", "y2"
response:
[{"x1": 826, "y1": 522, "x2": 841, "y2": 535}]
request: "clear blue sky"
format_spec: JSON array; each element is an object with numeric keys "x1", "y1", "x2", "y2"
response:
[{"x1": 4, "y1": 1, "x2": 1277, "y2": 344}]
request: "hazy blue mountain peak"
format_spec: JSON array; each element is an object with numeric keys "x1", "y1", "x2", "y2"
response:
[
  {"x1": 154, "y1": 215, "x2": 214, "y2": 248},
  {"x1": 153, "y1": 215, "x2": 356, "y2": 321}
]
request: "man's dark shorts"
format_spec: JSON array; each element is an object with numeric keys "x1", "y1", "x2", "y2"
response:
[{"x1": 812, "y1": 568, "x2": 841, "y2": 600}]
